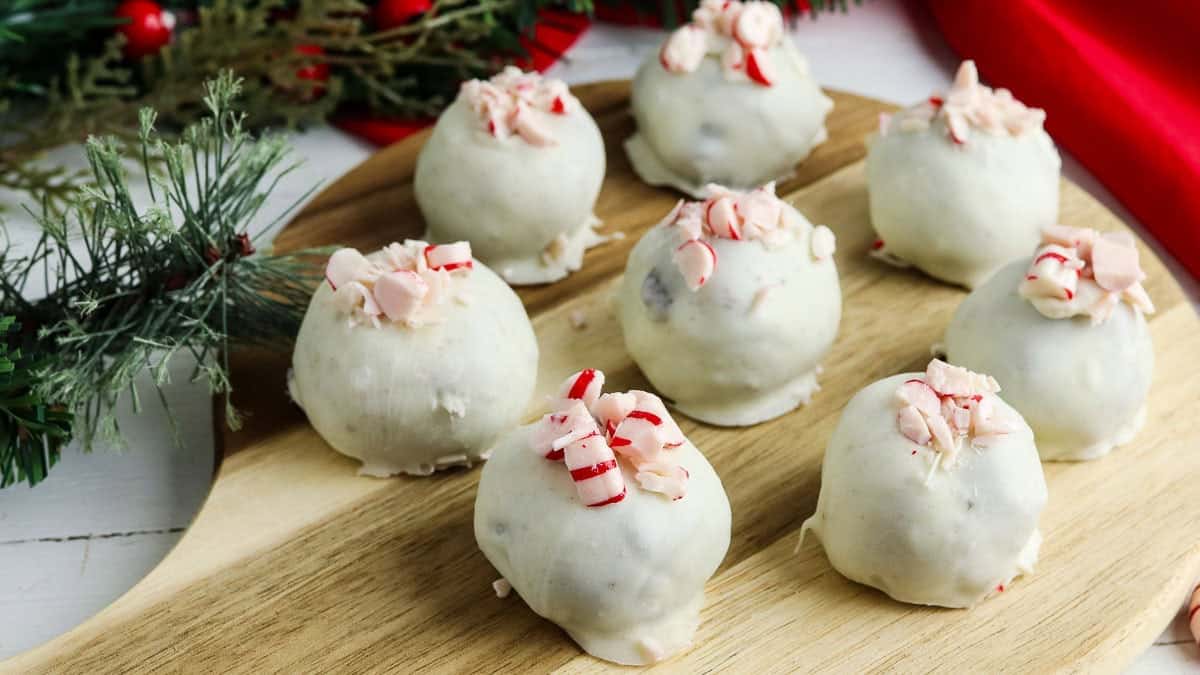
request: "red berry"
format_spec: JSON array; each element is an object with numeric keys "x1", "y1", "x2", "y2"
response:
[
  {"x1": 295, "y1": 44, "x2": 330, "y2": 83},
  {"x1": 375, "y1": 0, "x2": 434, "y2": 30},
  {"x1": 115, "y1": 0, "x2": 174, "y2": 59}
]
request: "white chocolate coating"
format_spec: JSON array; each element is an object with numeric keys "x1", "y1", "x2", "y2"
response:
[
  {"x1": 866, "y1": 112, "x2": 1061, "y2": 289},
  {"x1": 289, "y1": 260, "x2": 538, "y2": 476},
  {"x1": 616, "y1": 206, "x2": 840, "y2": 426},
  {"x1": 626, "y1": 41, "x2": 832, "y2": 198},
  {"x1": 475, "y1": 424, "x2": 731, "y2": 665},
  {"x1": 414, "y1": 96, "x2": 606, "y2": 285},
  {"x1": 945, "y1": 260, "x2": 1154, "y2": 460},
  {"x1": 801, "y1": 372, "x2": 1047, "y2": 608}
]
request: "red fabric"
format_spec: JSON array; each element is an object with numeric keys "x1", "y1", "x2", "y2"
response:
[
  {"x1": 334, "y1": 9, "x2": 591, "y2": 146},
  {"x1": 928, "y1": 0, "x2": 1200, "y2": 280}
]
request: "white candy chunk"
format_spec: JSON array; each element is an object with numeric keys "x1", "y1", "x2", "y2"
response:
[
  {"x1": 705, "y1": 196, "x2": 741, "y2": 239},
  {"x1": 733, "y1": 2, "x2": 780, "y2": 48},
  {"x1": 325, "y1": 248, "x2": 372, "y2": 290},
  {"x1": 558, "y1": 368, "x2": 605, "y2": 409},
  {"x1": 660, "y1": 25, "x2": 707, "y2": 73},
  {"x1": 374, "y1": 270, "x2": 429, "y2": 323},
  {"x1": 674, "y1": 239, "x2": 717, "y2": 290},
  {"x1": 1091, "y1": 232, "x2": 1144, "y2": 292},
  {"x1": 810, "y1": 225, "x2": 836, "y2": 260}
]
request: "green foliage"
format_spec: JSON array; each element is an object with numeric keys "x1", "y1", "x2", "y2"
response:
[
  {"x1": 0, "y1": 0, "x2": 594, "y2": 212},
  {"x1": 0, "y1": 316, "x2": 73, "y2": 489},
  {"x1": 0, "y1": 72, "x2": 328, "y2": 486}
]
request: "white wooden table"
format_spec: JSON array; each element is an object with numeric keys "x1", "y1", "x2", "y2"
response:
[{"x1": 1, "y1": 1, "x2": 1196, "y2": 669}]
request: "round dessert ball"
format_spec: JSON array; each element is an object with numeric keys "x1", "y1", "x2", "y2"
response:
[
  {"x1": 475, "y1": 371, "x2": 731, "y2": 665},
  {"x1": 626, "y1": 0, "x2": 832, "y2": 198},
  {"x1": 801, "y1": 361, "x2": 1047, "y2": 608},
  {"x1": 867, "y1": 60, "x2": 1061, "y2": 289},
  {"x1": 289, "y1": 241, "x2": 538, "y2": 476},
  {"x1": 616, "y1": 185, "x2": 841, "y2": 426},
  {"x1": 415, "y1": 67, "x2": 605, "y2": 285},
  {"x1": 944, "y1": 226, "x2": 1155, "y2": 460}
]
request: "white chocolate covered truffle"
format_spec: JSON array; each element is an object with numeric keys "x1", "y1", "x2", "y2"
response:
[
  {"x1": 945, "y1": 225, "x2": 1155, "y2": 461},
  {"x1": 289, "y1": 241, "x2": 538, "y2": 476},
  {"x1": 616, "y1": 184, "x2": 841, "y2": 426},
  {"x1": 415, "y1": 67, "x2": 606, "y2": 285},
  {"x1": 475, "y1": 370, "x2": 731, "y2": 665},
  {"x1": 626, "y1": 0, "x2": 832, "y2": 198},
  {"x1": 802, "y1": 360, "x2": 1047, "y2": 608},
  {"x1": 867, "y1": 61, "x2": 1061, "y2": 288}
]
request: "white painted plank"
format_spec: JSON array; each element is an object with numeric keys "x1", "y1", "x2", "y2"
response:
[{"x1": 0, "y1": 532, "x2": 182, "y2": 659}]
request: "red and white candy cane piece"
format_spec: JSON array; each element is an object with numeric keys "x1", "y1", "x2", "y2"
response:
[
  {"x1": 897, "y1": 379, "x2": 940, "y2": 416},
  {"x1": 1189, "y1": 585, "x2": 1200, "y2": 646},
  {"x1": 592, "y1": 391, "x2": 637, "y2": 441},
  {"x1": 558, "y1": 368, "x2": 605, "y2": 409},
  {"x1": 560, "y1": 419, "x2": 626, "y2": 508},
  {"x1": 1091, "y1": 232, "x2": 1144, "y2": 292},
  {"x1": 659, "y1": 25, "x2": 707, "y2": 73},
  {"x1": 715, "y1": 0, "x2": 743, "y2": 35},
  {"x1": 897, "y1": 405, "x2": 931, "y2": 446},
  {"x1": 924, "y1": 359, "x2": 999, "y2": 398},
  {"x1": 736, "y1": 186, "x2": 782, "y2": 235},
  {"x1": 674, "y1": 238, "x2": 717, "y2": 290},
  {"x1": 744, "y1": 48, "x2": 776, "y2": 86},
  {"x1": 1022, "y1": 244, "x2": 1083, "y2": 301},
  {"x1": 531, "y1": 400, "x2": 594, "y2": 461},
  {"x1": 705, "y1": 196, "x2": 741, "y2": 239},
  {"x1": 373, "y1": 270, "x2": 429, "y2": 324},
  {"x1": 325, "y1": 247, "x2": 372, "y2": 291},
  {"x1": 610, "y1": 392, "x2": 685, "y2": 462},
  {"x1": 732, "y1": 1, "x2": 780, "y2": 49},
  {"x1": 423, "y1": 242, "x2": 474, "y2": 272},
  {"x1": 509, "y1": 102, "x2": 556, "y2": 147}
]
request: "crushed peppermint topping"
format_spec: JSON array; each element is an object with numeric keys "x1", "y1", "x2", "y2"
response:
[
  {"x1": 659, "y1": 0, "x2": 785, "y2": 86},
  {"x1": 879, "y1": 60, "x2": 1046, "y2": 145},
  {"x1": 459, "y1": 67, "x2": 576, "y2": 146},
  {"x1": 896, "y1": 360, "x2": 1016, "y2": 476},
  {"x1": 531, "y1": 369, "x2": 690, "y2": 506},
  {"x1": 658, "y1": 182, "x2": 822, "y2": 290},
  {"x1": 1018, "y1": 224, "x2": 1155, "y2": 325},
  {"x1": 324, "y1": 240, "x2": 473, "y2": 328}
]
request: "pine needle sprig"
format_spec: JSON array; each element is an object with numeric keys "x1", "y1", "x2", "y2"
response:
[
  {"x1": 0, "y1": 72, "x2": 328, "y2": 480},
  {"x1": 0, "y1": 316, "x2": 73, "y2": 489}
]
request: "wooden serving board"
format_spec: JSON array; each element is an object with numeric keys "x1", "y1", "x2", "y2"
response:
[{"x1": 8, "y1": 83, "x2": 1200, "y2": 674}]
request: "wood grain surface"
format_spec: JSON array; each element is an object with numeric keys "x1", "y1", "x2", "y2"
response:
[{"x1": 6, "y1": 82, "x2": 1200, "y2": 674}]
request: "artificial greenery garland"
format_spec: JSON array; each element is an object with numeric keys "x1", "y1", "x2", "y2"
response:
[{"x1": 0, "y1": 72, "x2": 327, "y2": 488}]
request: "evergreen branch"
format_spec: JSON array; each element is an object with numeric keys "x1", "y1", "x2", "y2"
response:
[
  {"x1": 0, "y1": 72, "x2": 328, "y2": 486},
  {"x1": 0, "y1": 315, "x2": 73, "y2": 489},
  {"x1": 0, "y1": 0, "x2": 591, "y2": 212}
]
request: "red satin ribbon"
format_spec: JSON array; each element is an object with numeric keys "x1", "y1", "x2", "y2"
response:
[{"x1": 928, "y1": 0, "x2": 1200, "y2": 280}]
